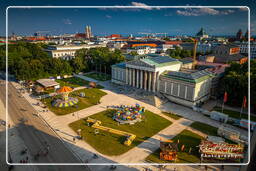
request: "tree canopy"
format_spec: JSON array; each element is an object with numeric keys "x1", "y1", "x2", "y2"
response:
[
  {"x1": 167, "y1": 47, "x2": 193, "y2": 59},
  {"x1": 0, "y1": 42, "x2": 125, "y2": 81},
  {"x1": 219, "y1": 61, "x2": 255, "y2": 111}
]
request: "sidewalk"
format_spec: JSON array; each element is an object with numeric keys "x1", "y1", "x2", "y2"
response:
[
  {"x1": 161, "y1": 102, "x2": 248, "y2": 137},
  {"x1": 0, "y1": 99, "x2": 38, "y2": 171},
  {"x1": 12, "y1": 80, "x2": 195, "y2": 164}
]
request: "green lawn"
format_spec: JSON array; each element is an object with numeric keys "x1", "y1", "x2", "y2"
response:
[
  {"x1": 42, "y1": 88, "x2": 107, "y2": 115},
  {"x1": 85, "y1": 72, "x2": 111, "y2": 81},
  {"x1": 213, "y1": 106, "x2": 256, "y2": 121},
  {"x1": 56, "y1": 77, "x2": 90, "y2": 88},
  {"x1": 146, "y1": 130, "x2": 203, "y2": 163},
  {"x1": 69, "y1": 109, "x2": 172, "y2": 156},
  {"x1": 190, "y1": 121, "x2": 236, "y2": 144},
  {"x1": 162, "y1": 112, "x2": 183, "y2": 120},
  {"x1": 190, "y1": 121, "x2": 218, "y2": 136}
]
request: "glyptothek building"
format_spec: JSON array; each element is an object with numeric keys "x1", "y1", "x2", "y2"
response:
[{"x1": 111, "y1": 55, "x2": 213, "y2": 107}]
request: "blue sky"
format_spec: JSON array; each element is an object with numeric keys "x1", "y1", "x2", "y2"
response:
[{"x1": 0, "y1": 0, "x2": 255, "y2": 36}]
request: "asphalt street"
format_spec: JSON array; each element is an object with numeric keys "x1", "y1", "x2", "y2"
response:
[{"x1": 0, "y1": 79, "x2": 89, "y2": 171}]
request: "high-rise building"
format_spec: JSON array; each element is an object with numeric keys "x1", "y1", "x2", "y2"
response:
[
  {"x1": 196, "y1": 27, "x2": 209, "y2": 40},
  {"x1": 236, "y1": 29, "x2": 243, "y2": 40},
  {"x1": 85, "y1": 25, "x2": 93, "y2": 39},
  {"x1": 244, "y1": 30, "x2": 248, "y2": 40}
]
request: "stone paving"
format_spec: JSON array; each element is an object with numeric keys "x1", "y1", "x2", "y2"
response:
[
  {"x1": 7, "y1": 75, "x2": 248, "y2": 170},
  {"x1": 0, "y1": 100, "x2": 39, "y2": 171},
  {"x1": 160, "y1": 102, "x2": 248, "y2": 137},
  {"x1": 11, "y1": 81, "x2": 194, "y2": 165}
]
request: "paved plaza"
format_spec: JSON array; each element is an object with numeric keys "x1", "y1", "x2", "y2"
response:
[{"x1": 0, "y1": 74, "x2": 247, "y2": 171}]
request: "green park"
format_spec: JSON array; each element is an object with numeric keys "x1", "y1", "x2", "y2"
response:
[
  {"x1": 69, "y1": 109, "x2": 172, "y2": 156},
  {"x1": 145, "y1": 129, "x2": 203, "y2": 163},
  {"x1": 41, "y1": 88, "x2": 107, "y2": 115}
]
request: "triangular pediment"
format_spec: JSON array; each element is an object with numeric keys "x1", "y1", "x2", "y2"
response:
[{"x1": 126, "y1": 60, "x2": 155, "y2": 68}]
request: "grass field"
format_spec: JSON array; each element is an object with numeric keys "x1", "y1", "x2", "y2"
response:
[
  {"x1": 69, "y1": 109, "x2": 172, "y2": 156},
  {"x1": 213, "y1": 106, "x2": 256, "y2": 121},
  {"x1": 145, "y1": 130, "x2": 203, "y2": 163},
  {"x1": 42, "y1": 88, "x2": 107, "y2": 115},
  {"x1": 85, "y1": 72, "x2": 111, "y2": 81},
  {"x1": 190, "y1": 121, "x2": 218, "y2": 136},
  {"x1": 190, "y1": 121, "x2": 236, "y2": 144},
  {"x1": 162, "y1": 112, "x2": 183, "y2": 120},
  {"x1": 56, "y1": 77, "x2": 90, "y2": 88}
]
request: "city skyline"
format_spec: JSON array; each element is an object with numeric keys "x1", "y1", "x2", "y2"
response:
[{"x1": 6, "y1": 7, "x2": 249, "y2": 37}]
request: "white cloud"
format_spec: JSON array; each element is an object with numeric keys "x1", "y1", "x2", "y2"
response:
[
  {"x1": 62, "y1": 18, "x2": 72, "y2": 25},
  {"x1": 131, "y1": 2, "x2": 160, "y2": 10},
  {"x1": 239, "y1": 7, "x2": 248, "y2": 11},
  {"x1": 176, "y1": 8, "x2": 235, "y2": 16},
  {"x1": 98, "y1": 2, "x2": 159, "y2": 12},
  {"x1": 105, "y1": 15, "x2": 112, "y2": 19},
  {"x1": 131, "y1": 2, "x2": 152, "y2": 10}
]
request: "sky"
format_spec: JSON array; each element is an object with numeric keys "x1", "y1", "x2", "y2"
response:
[{"x1": 0, "y1": 0, "x2": 255, "y2": 36}]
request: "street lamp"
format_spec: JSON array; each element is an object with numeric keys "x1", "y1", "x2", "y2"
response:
[{"x1": 77, "y1": 129, "x2": 82, "y2": 139}]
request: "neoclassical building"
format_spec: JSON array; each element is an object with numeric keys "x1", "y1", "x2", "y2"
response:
[{"x1": 111, "y1": 55, "x2": 213, "y2": 107}]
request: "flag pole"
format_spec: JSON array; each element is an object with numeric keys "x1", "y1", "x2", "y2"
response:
[
  {"x1": 240, "y1": 103, "x2": 243, "y2": 119},
  {"x1": 222, "y1": 99, "x2": 225, "y2": 113}
]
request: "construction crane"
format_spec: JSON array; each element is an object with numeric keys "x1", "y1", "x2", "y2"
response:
[
  {"x1": 138, "y1": 32, "x2": 168, "y2": 37},
  {"x1": 34, "y1": 31, "x2": 50, "y2": 37},
  {"x1": 190, "y1": 37, "x2": 198, "y2": 70}
]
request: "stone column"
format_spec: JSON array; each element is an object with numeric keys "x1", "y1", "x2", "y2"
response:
[
  {"x1": 144, "y1": 71, "x2": 147, "y2": 90},
  {"x1": 140, "y1": 70, "x2": 143, "y2": 89},
  {"x1": 156, "y1": 72, "x2": 159, "y2": 92},
  {"x1": 148, "y1": 71, "x2": 152, "y2": 91},
  {"x1": 152, "y1": 72, "x2": 156, "y2": 92},
  {"x1": 125, "y1": 68, "x2": 128, "y2": 84},
  {"x1": 132, "y1": 69, "x2": 136, "y2": 87},
  {"x1": 136, "y1": 69, "x2": 139, "y2": 88},
  {"x1": 129, "y1": 68, "x2": 132, "y2": 86}
]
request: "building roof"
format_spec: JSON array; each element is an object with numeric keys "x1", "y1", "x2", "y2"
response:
[
  {"x1": 196, "y1": 28, "x2": 208, "y2": 37},
  {"x1": 213, "y1": 53, "x2": 245, "y2": 63},
  {"x1": 112, "y1": 62, "x2": 126, "y2": 69},
  {"x1": 36, "y1": 79, "x2": 59, "y2": 88},
  {"x1": 57, "y1": 86, "x2": 73, "y2": 93},
  {"x1": 141, "y1": 56, "x2": 181, "y2": 67},
  {"x1": 163, "y1": 69, "x2": 213, "y2": 83},
  {"x1": 179, "y1": 57, "x2": 193, "y2": 64}
]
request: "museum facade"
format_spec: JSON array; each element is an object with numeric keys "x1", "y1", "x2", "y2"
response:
[{"x1": 111, "y1": 55, "x2": 213, "y2": 107}]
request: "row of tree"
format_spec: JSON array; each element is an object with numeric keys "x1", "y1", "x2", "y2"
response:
[
  {"x1": 219, "y1": 61, "x2": 255, "y2": 111},
  {"x1": 167, "y1": 47, "x2": 193, "y2": 59},
  {"x1": 0, "y1": 42, "x2": 125, "y2": 81}
]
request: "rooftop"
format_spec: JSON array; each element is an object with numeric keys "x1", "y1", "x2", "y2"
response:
[
  {"x1": 196, "y1": 28, "x2": 208, "y2": 37},
  {"x1": 141, "y1": 56, "x2": 181, "y2": 67},
  {"x1": 162, "y1": 69, "x2": 213, "y2": 83},
  {"x1": 112, "y1": 62, "x2": 126, "y2": 69},
  {"x1": 36, "y1": 79, "x2": 59, "y2": 88}
]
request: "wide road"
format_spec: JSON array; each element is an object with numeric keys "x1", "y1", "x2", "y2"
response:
[{"x1": 0, "y1": 79, "x2": 89, "y2": 171}]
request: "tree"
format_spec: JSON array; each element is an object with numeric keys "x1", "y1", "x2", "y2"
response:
[
  {"x1": 167, "y1": 47, "x2": 193, "y2": 59},
  {"x1": 129, "y1": 51, "x2": 138, "y2": 56},
  {"x1": 219, "y1": 61, "x2": 254, "y2": 111},
  {"x1": 70, "y1": 56, "x2": 87, "y2": 73}
]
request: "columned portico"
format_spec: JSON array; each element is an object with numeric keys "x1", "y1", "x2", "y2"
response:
[
  {"x1": 126, "y1": 69, "x2": 159, "y2": 92},
  {"x1": 140, "y1": 70, "x2": 143, "y2": 89},
  {"x1": 152, "y1": 72, "x2": 156, "y2": 92},
  {"x1": 125, "y1": 68, "x2": 128, "y2": 84},
  {"x1": 144, "y1": 71, "x2": 147, "y2": 90},
  {"x1": 148, "y1": 72, "x2": 152, "y2": 91},
  {"x1": 136, "y1": 69, "x2": 139, "y2": 88},
  {"x1": 132, "y1": 69, "x2": 136, "y2": 87},
  {"x1": 129, "y1": 68, "x2": 132, "y2": 86}
]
